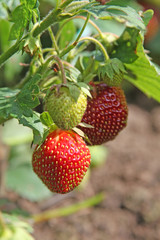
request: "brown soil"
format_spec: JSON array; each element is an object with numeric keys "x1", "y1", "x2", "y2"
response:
[{"x1": 1, "y1": 104, "x2": 160, "y2": 240}]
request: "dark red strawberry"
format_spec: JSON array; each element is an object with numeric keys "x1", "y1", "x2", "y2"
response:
[
  {"x1": 32, "y1": 129, "x2": 91, "y2": 194},
  {"x1": 80, "y1": 83, "x2": 128, "y2": 145}
]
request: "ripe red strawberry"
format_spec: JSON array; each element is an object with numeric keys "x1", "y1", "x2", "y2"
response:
[
  {"x1": 32, "y1": 129, "x2": 91, "y2": 194},
  {"x1": 80, "y1": 83, "x2": 128, "y2": 145}
]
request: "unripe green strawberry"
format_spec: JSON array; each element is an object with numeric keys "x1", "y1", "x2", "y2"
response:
[
  {"x1": 32, "y1": 129, "x2": 91, "y2": 194},
  {"x1": 79, "y1": 83, "x2": 128, "y2": 145},
  {"x1": 45, "y1": 87, "x2": 87, "y2": 130}
]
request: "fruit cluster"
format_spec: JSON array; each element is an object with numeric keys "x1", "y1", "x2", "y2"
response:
[{"x1": 32, "y1": 78, "x2": 128, "y2": 194}]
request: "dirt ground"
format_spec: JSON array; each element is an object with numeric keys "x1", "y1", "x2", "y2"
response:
[{"x1": 1, "y1": 103, "x2": 160, "y2": 240}]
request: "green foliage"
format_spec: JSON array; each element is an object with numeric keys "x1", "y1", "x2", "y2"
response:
[
  {"x1": 9, "y1": 5, "x2": 30, "y2": 40},
  {"x1": 40, "y1": 111, "x2": 54, "y2": 128},
  {"x1": 2, "y1": 119, "x2": 52, "y2": 201},
  {"x1": 125, "y1": 36, "x2": 160, "y2": 103},
  {"x1": 142, "y1": 9, "x2": 154, "y2": 26},
  {"x1": 110, "y1": 27, "x2": 140, "y2": 63},
  {"x1": 82, "y1": 0, "x2": 145, "y2": 30},
  {"x1": 98, "y1": 58, "x2": 126, "y2": 80},
  {"x1": 6, "y1": 165, "x2": 52, "y2": 201},
  {"x1": 59, "y1": 20, "x2": 76, "y2": 49},
  {"x1": 0, "y1": 74, "x2": 44, "y2": 140},
  {"x1": 9, "y1": 0, "x2": 39, "y2": 40},
  {"x1": 0, "y1": 213, "x2": 34, "y2": 240}
]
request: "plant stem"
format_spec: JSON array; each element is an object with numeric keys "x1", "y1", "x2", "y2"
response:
[
  {"x1": 48, "y1": 27, "x2": 59, "y2": 54},
  {"x1": 59, "y1": 14, "x2": 91, "y2": 58},
  {"x1": 42, "y1": 48, "x2": 55, "y2": 53},
  {"x1": 79, "y1": 36, "x2": 109, "y2": 62},
  {"x1": 32, "y1": 8, "x2": 62, "y2": 38},
  {"x1": 56, "y1": 14, "x2": 97, "y2": 42},
  {"x1": 73, "y1": 16, "x2": 104, "y2": 38},
  {"x1": 44, "y1": 55, "x2": 67, "y2": 84},
  {"x1": 32, "y1": 192, "x2": 104, "y2": 223},
  {"x1": 62, "y1": 60, "x2": 77, "y2": 70},
  {"x1": 52, "y1": 55, "x2": 67, "y2": 84},
  {"x1": 0, "y1": 41, "x2": 20, "y2": 67},
  {"x1": 74, "y1": 13, "x2": 90, "y2": 43}
]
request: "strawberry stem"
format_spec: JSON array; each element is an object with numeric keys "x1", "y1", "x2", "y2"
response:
[
  {"x1": 56, "y1": 15, "x2": 103, "y2": 42},
  {"x1": 48, "y1": 27, "x2": 59, "y2": 54},
  {"x1": 52, "y1": 55, "x2": 67, "y2": 84},
  {"x1": 32, "y1": 192, "x2": 104, "y2": 223},
  {"x1": 78, "y1": 37, "x2": 109, "y2": 62},
  {"x1": 73, "y1": 13, "x2": 91, "y2": 43},
  {"x1": 74, "y1": 16, "x2": 104, "y2": 39},
  {"x1": 59, "y1": 13, "x2": 91, "y2": 58}
]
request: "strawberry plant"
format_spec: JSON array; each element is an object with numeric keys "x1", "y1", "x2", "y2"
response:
[{"x1": 0, "y1": 0, "x2": 160, "y2": 239}]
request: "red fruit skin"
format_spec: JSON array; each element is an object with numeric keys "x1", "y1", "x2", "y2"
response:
[
  {"x1": 80, "y1": 83, "x2": 128, "y2": 145},
  {"x1": 32, "y1": 130, "x2": 91, "y2": 194}
]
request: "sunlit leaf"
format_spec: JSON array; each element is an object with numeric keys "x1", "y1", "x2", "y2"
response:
[{"x1": 125, "y1": 36, "x2": 160, "y2": 103}]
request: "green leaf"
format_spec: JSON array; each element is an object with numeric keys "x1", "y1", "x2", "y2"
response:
[
  {"x1": 142, "y1": 9, "x2": 154, "y2": 27},
  {"x1": 68, "y1": 84, "x2": 81, "y2": 101},
  {"x1": 77, "y1": 82, "x2": 92, "y2": 98},
  {"x1": 65, "y1": 65, "x2": 80, "y2": 83},
  {"x1": 6, "y1": 165, "x2": 52, "y2": 201},
  {"x1": 17, "y1": 73, "x2": 41, "y2": 109},
  {"x1": 2, "y1": 213, "x2": 34, "y2": 240},
  {"x1": 78, "y1": 122, "x2": 94, "y2": 128},
  {"x1": 19, "y1": 111, "x2": 44, "y2": 137},
  {"x1": 0, "y1": 19, "x2": 11, "y2": 52},
  {"x1": 40, "y1": 111, "x2": 54, "y2": 127},
  {"x1": 82, "y1": 0, "x2": 145, "y2": 31},
  {"x1": 125, "y1": 36, "x2": 160, "y2": 103},
  {"x1": 0, "y1": 88, "x2": 20, "y2": 118},
  {"x1": 0, "y1": 74, "x2": 44, "y2": 138},
  {"x1": 9, "y1": 0, "x2": 40, "y2": 40},
  {"x1": 59, "y1": 20, "x2": 76, "y2": 49},
  {"x1": 26, "y1": 0, "x2": 38, "y2": 9},
  {"x1": 72, "y1": 127, "x2": 85, "y2": 138},
  {"x1": 110, "y1": 27, "x2": 139, "y2": 63},
  {"x1": 9, "y1": 4, "x2": 30, "y2": 40}
]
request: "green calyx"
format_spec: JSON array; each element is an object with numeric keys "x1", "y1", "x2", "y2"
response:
[
  {"x1": 103, "y1": 71, "x2": 124, "y2": 87},
  {"x1": 45, "y1": 86, "x2": 87, "y2": 130},
  {"x1": 98, "y1": 58, "x2": 126, "y2": 87}
]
